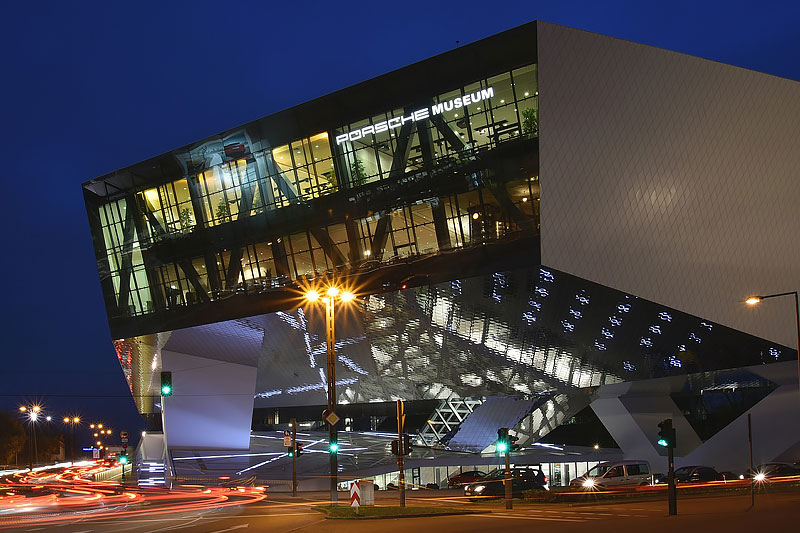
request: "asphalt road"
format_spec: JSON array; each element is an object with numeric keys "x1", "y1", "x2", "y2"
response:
[{"x1": 3, "y1": 488, "x2": 799, "y2": 533}]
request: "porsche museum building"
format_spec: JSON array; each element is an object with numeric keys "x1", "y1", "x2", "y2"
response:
[{"x1": 83, "y1": 21, "x2": 800, "y2": 488}]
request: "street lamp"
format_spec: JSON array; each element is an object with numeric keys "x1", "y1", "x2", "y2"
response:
[
  {"x1": 18, "y1": 404, "x2": 43, "y2": 469},
  {"x1": 63, "y1": 416, "x2": 81, "y2": 465},
  {"x1": 745, "y1": 291, "x2": 800, "y2": 393},
  {"x1": 303, "y1": 284, "x2": 356, "y2": 504}
]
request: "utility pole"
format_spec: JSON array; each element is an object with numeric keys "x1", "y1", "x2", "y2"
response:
[
  {"x1": 748, "y1": 413, "x2": 754, "y2": 507},
  {"x1": 292, "y1": 418, "x2": 298, "y2": 497},
  {"x1": 397, "y1": 399, "x2": 406, "y2": 507}
]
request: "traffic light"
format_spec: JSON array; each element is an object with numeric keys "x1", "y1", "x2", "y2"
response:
[
  {"x1": 403, "y1": 434, "x2": 413, "y2": 455},
  {"x1": 329, "y1": 440, "x2": 339, "y2": 454},
  {"x1": 119, "y1": 453, "x2": 129, "y2": 465},
  {"x1": 295, "y1": 443, "x2": 303, "y2": 457},
  {"x1": 657, "y1": 418, "x2": 676, "y2": 448},
  {"x1": 160, "y1": 371, "x2": 173, "y2": 396},
  {"x1": 509, "y1": 434, "x2": 520, "y2": 451},
  {"x1": 497, "y1": 427, "x2": 509, "y2": 454},
  {"x1": 287, "y1": 446, "x2": 295, "y2": 458},
  {"x1": 391, "y1": 439, "x2": 400, "y2": 456}
]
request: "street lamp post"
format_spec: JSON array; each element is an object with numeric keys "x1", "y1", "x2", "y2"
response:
[
  {"x1": 304, "y1": 286, "x2": 355, "y2": 505},
  {"x1": 19, "y1": 405, "x2": 42, "y2": 469},
  {"x1": 63, "y1": 417, "x2": 81, "y2": 464},
  {"x1": 745, "y1": 291, "x2": 800, "y2": 393}
]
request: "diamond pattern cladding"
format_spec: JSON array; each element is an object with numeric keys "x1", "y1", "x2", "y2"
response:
[{"x1": 537, "y1": 22, "x2": 800, "y2": 348}]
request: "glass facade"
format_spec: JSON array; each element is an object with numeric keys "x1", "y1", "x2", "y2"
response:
[{"x1": 84, "y1": 56, "x2": 540, "y2": 337}]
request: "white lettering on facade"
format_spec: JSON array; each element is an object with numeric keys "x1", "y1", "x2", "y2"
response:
[{"x1": 335, "y1": 85, "x2": 495, "y2": 145}]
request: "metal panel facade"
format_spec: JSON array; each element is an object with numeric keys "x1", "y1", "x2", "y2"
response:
[{"x1": 538, "y1": 22, "x2": 800, "y2": 348}]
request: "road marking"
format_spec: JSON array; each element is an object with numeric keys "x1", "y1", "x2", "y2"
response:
[
  {"x1": 479, "y1": 513, "x2": 587, "y2": 522},
  {"x1": 208, "y1": 525, "x2": 249, "y2": 533}
]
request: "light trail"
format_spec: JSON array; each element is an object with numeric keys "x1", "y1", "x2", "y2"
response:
[{"x1": 0, "y1": 461, "x2": 267, "y2": 529}]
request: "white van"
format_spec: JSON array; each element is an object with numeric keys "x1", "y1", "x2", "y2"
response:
[{"x1": 569, "y1": 461, "x2": 652, "y2": 489}]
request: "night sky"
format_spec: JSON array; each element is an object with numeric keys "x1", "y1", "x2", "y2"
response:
[{"x1": 1, "y1": 1, "x2": 799, "y2": 448}]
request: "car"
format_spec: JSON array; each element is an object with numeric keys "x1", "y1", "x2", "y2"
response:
[
  {"x1": 747, "y1": 462, "x2": 800, "y2": 481},
  {"x1": 464, "y1": 467, "x2": 547, "y2": 499},
  {"x1": 674, "y1": 465, "x2": 723, "y2": 483},
  {"x1": 447, "y1": 470, "x2": 487, "y2": 488},
  {"x1": 570, "y1": 460, "x2": 652, "y2": 489}
]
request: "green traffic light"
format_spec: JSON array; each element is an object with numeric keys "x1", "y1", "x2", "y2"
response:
[
  {"x1": 657, "y1": 438, "x2": 668, "y2": 447},
  {"x1": 288, "y1": 450, "x2": 294, "y2": 458},
  {"x1": 497, "y1": 441, "x2": 508, "y2": 453},
  {"x1": 119, "y1": 455, "x2": 128, "y2": 464},
  {"x1": 161, "y1": 385, "x2": 172, "y2": 395},
  {"x1": 329, "y1": 442, "x2": 339, "y2": 453}
]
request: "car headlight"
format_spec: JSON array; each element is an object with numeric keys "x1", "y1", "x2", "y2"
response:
[
  {"x1": 473, "y1": 485, "x2": 486, "y2": 493},
  {"x1": 582, "y1": 479, "x2": 596, "y2": 488}
]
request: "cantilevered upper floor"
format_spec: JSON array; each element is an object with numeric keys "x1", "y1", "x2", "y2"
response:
[{"x1": 83, "y1": 22, "x2": 542, "y2": 339}]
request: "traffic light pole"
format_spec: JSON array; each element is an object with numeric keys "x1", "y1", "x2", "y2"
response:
[
  {"x1": 397, "y1": 399, "x2": 406, "y2": 508},
  {"x1": 504, "y1": 447, "x2": 512, "y2": 510},
  {"x1": 667, "y1": 445, "x2": 677, "y2": 515},
  {"x1": 292, "y1": 417, "x2": 297, "y2": 497}
]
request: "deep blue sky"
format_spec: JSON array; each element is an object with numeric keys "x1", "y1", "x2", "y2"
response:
[{"x1": 1, "y1": 1, "x2": 798, "y2": 447}]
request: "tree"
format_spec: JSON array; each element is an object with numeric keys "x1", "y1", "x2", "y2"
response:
[
  {"x1": 350, "y1": 159, "x2": 367, "y2": 187},
  {"x1": 216, "y1": 197, "x2": 232, "y2": 223},
  {"x1": 521, "y1": 108, "x2": 538, "y2": 138},
  {"x1": 0, "y1": 412, "x2": 27, "y2": 466},
  {"x1": 179, "y1": 207, "x2": 194, "y2": 233}
]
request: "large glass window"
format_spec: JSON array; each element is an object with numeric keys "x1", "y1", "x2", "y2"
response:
[
  {"x1": 333, "y1": 62, "x2": 538, "y2": 188},
  {"x1": 99, "y1": 198, "x2": 152, "y2": 315},
  {"x1": 139, "y1": 179, "x2": 195, "y2": 236}
]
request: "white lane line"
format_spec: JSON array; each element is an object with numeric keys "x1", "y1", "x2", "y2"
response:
[
  {"x1": 208, "y1": 525, "x2": 249, "y2": 533},
  {"x1": 146, "y1": 517, "x2": 204, "y2": 533},
  {"x1": 479, "y1": 513, "x2": 587, "y2": 523}
]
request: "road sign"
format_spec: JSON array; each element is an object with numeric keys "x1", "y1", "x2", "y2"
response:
[
  {"x1": 350, "y1": 480, "x2": 361, "y2": 509},
  {"x1": 122, "y1": 443, "x2": 128, "y2": 449},
  {"x1": 121, "y1": 430, "x2": 129, "y2": 439},
  {"x1": 121, "y1": 437, "x2": 128, "y2": 443},
  {"x1": 92, "y1": 449, "x2": 100, "y2": 459},
  {"x1": 283, "y1": 430, "x2": 292, "y2": 447},
  {"x1": 323, "y1": 410, "x2": 340, "y2": 426}
]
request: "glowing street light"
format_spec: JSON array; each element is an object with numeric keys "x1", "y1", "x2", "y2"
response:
[
  {"x1": 18, "y1": 404, "x2": 45, "y2": 469},
  {"x1": 303, "y1": 283, "x2": 357, "y2": 504},
  {"x1": 745, "y1": 291, "x2": 800, "y2": 393}
]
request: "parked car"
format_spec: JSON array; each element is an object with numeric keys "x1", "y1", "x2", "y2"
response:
[
  {"x1": 675, "y1": 465, "x2": 723, "y2": 483},
  {"x1": 464, "y1": 467, "x2": 547, "y2": 499},
  {"x1": 570, "y1": 460, "x2": 652, "y2": 489},
  {"x1": 447, "y1": 470, "x2": 487, "y2": 488}
]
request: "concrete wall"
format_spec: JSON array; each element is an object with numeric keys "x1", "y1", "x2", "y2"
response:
[
  {"x1": 538, "y1": 22, "x2": 800, "y2": 349},
  {"x1": 161, "y1": 350, "x2": 257, "y2": 450},
  {"x1": 591, "y1": 361, "x2": 800, "y2": 471}
]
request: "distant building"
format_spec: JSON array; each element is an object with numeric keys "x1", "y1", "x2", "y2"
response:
[{"x1": 83, "y1": 21, "x2": 800, "y2": 472}]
